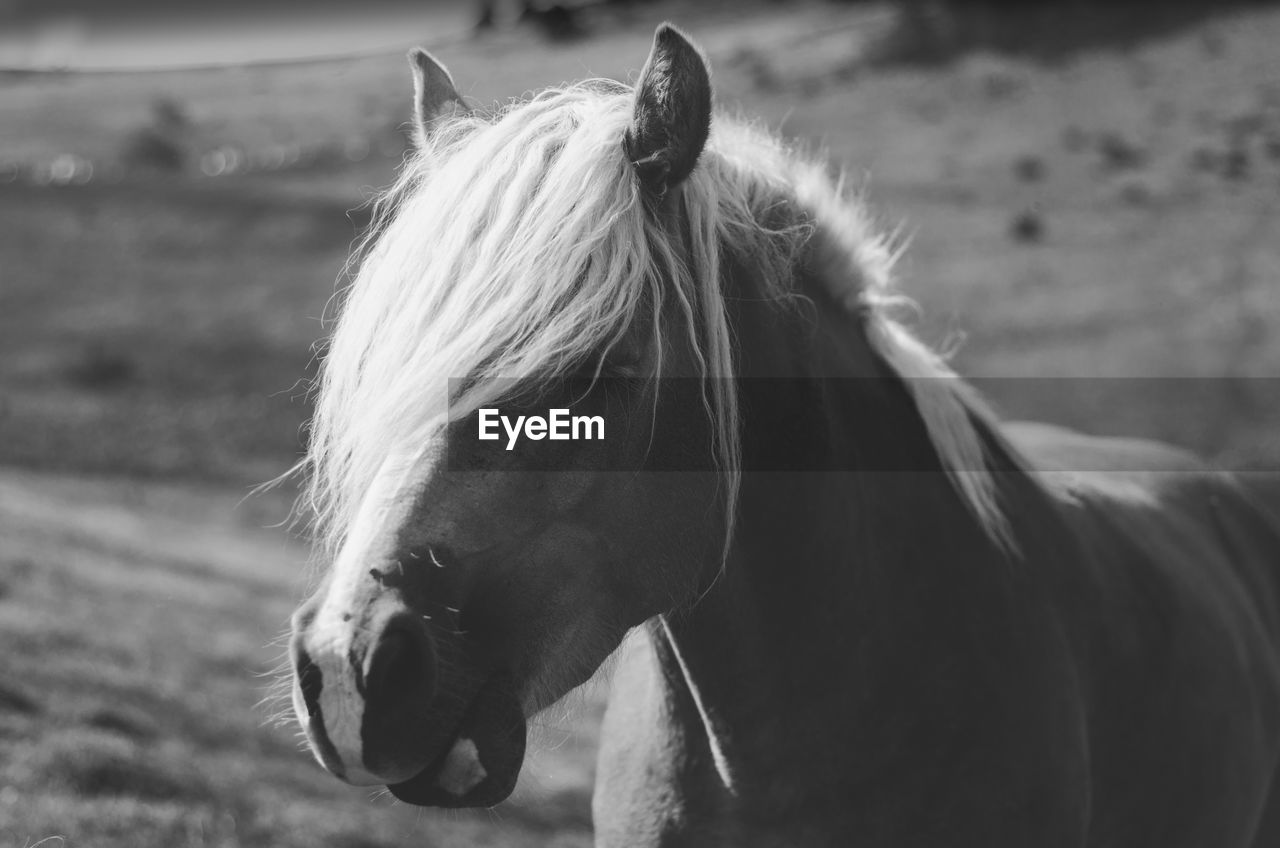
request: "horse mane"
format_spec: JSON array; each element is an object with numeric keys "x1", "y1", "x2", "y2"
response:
[
  {"x1": 772, "y1": 140, "x2": 1015, "y2": 545},
  {"x1": 302, "y1": 81, "x2": 1015, "y2": 558}
]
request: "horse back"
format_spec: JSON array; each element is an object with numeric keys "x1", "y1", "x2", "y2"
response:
[{"x1": 1006, "y1": 421, "x2": 1280, "y2": 847}]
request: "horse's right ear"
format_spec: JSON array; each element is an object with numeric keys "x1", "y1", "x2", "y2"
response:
[
  {"x1": 625, "y1": 24, "x2": 713, "y2": 201},
  {"x1": 408, "y1": 47, "x2": 464, "y2": 147}
]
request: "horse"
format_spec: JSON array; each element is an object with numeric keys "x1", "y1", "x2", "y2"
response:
[{"x1": 286, "y1": 24, "x2": 1280, "y2": 847}]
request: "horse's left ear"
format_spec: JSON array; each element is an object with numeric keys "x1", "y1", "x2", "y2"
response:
[
  {"x1": 408, "y1": 47, "x2": 464, "y2": 147},
  {"x1": 625, "y1": 23, "x2": 713, "y2": 200}
]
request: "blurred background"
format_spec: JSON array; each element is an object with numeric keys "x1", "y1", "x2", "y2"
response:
[{"x1": 1, "y1": 0, "x2": 1278, "y2": 845}]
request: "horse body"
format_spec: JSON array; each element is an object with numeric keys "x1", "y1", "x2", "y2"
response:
[
  {"x1": 286, "y1": 24, "x2": 1280, "y2": 847},
  {"x1": 597, "y1": 383, "x2": 1280, "y2": 847},
  {"x1": 593, "y1": 229, "x2": 1280, "y2": 846},
  {"x1": 1012, "y1": 424, "x2": 1280, "y2": 848}
]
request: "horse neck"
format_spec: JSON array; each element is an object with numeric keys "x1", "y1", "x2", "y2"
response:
[{"x1": 656, "y1": 246, "x2": 1025, "y2": 815}]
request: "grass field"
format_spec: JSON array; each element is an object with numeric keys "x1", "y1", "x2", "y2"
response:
[
  {"x1": 0, "y1": 473, "x2": 602, "y2": 846},
  {"x1": 2, "y1": 1, "x2": 1278, "y2": 844}
]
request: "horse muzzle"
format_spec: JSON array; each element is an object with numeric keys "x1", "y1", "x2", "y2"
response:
[
  {"x1": 386, "y1": 672, "x2": 526, "y2": 807},
  {"x1": 289, "y1": 595, "x2": 527, "y2": 807}
]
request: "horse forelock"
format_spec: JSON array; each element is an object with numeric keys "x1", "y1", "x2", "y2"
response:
[
  {"x1": 301, "y1": 82, "x2": 1014, "y2": 560},
  {"x1": 303, "y1": 83, "x2": 731, "y2": 559}
]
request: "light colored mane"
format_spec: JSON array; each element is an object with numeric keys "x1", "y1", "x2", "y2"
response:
[{"x1": 302, "y1": 81, "x2": 1011, "y2": 559}]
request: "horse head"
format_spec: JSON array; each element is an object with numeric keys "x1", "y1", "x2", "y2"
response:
[{"x1": 288, "y1": 25, "x2": 733, "y2": 807}]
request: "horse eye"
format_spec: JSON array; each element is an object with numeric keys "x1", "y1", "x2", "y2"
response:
[
  {"x1": 571, "y1": 350, "x2": 643, "y2": 381},
  {"x1": 600, "y1": 358, "x2": 644, "y2": 380}
]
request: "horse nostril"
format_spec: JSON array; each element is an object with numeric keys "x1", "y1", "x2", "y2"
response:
[
  {"x1": 360, "y1": 612, "x2": 441, "y2": 779},
  {"x1": 292, "y1": 640, "x2": 324, "y2": 720},
  {"x1": 364, "y1": 614, "x2": 437, "y2": 717}
]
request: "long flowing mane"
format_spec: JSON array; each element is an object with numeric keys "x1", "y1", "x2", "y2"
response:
[{"x1": 302, "y1": 80, "x2": 1011, "y2": 558}]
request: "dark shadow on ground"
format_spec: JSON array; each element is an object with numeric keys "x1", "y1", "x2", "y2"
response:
[{"x1": 861, "y1": 0, "x2": 1280, "y2": 65}]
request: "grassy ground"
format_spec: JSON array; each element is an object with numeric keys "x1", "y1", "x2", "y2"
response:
[
  {"x1": 0, "y1": 472, "x2": 602, "y2": 846},
  {"x1": 1, "y1": 1, "x2": 1278, "y2": 845}
]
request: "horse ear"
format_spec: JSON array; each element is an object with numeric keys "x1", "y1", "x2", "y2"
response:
[
  {"x1": 408, "y1": 47, "x2": 463, "y2": 147},
  {"x1": 624, "y1": 23, "x2": 713, "y2": 200}
]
